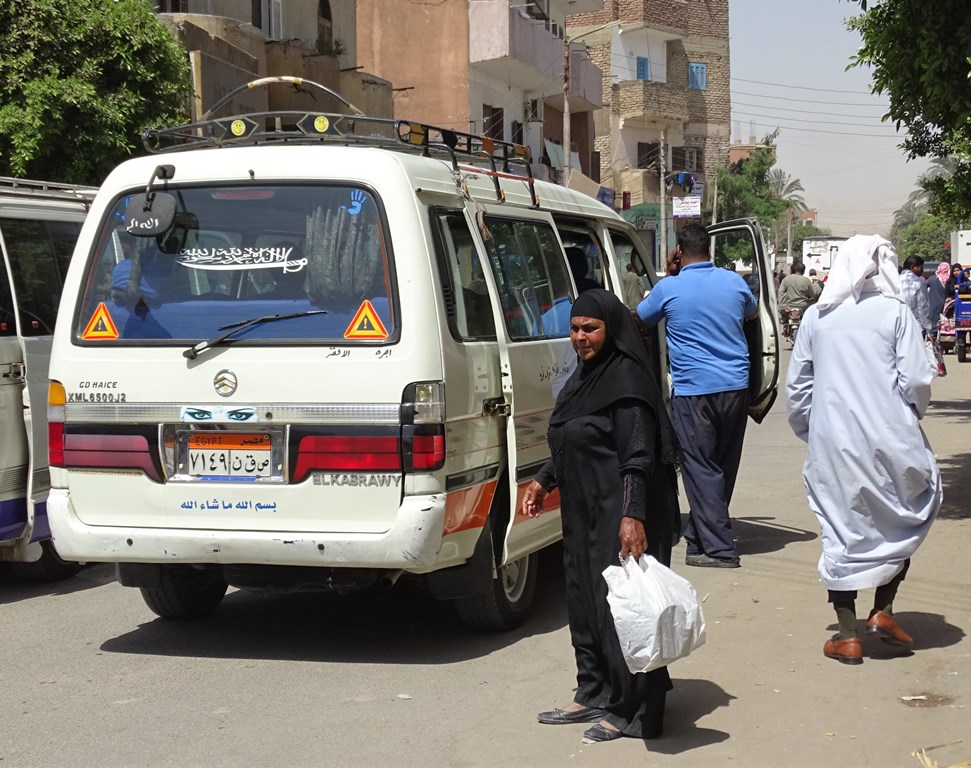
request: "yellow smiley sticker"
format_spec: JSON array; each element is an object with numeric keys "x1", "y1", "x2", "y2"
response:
[
  {"x1": 231, "y1": 120, "x2": 246, "y2": 137},
  {"x1": 314, "y1": 116, "x2": 330, "y2": 133}
]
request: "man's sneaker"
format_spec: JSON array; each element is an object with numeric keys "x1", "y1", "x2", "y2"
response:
[{"x1": 685, "y1": 553, "x2": 740, "y2": 568}]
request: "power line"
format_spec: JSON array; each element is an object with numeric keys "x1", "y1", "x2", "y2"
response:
[
  {"x1": 733, "y1": 88, "x2": 888, "y2": 108},
  {"x1": 731, "y1": 77, "x2": 875, "y2": 95},
  {"x1": 732, "y1": 110, "x2": 898, "y2": 130},
  {"x1": 731, "y1": 116, "x2": 904, "y2": 138},
  {"x1": 732, "y1": 100, "x2": 890, "y2": 120}
]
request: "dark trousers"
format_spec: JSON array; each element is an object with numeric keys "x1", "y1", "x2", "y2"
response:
[{"x1": 671, "y1": 389, "x2": 748, "y2": 561}]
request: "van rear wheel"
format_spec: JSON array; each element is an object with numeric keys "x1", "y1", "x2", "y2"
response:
[
  {"x1": 9, "y1": 540, "x2": 83, "y2": 582},
  {"x1": 140, "y1": 566, "x2": 228, "y2": 619},
  {"x1": 454, "y1": 551, "x2": 537, "y2": 630}
]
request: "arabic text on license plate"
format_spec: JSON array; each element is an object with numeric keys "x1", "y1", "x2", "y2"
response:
[{"x1": 187, "y1": 433, "x2": 272, "y2": 477}]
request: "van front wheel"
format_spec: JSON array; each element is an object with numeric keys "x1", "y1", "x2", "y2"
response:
[
  {"x1": 140, "y1": 566, "x2": 228, "y2": 619},
  {"x1": 454, "y1": 551, "x2": 537, "y2": 631}
]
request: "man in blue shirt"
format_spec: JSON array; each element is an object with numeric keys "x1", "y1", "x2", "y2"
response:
[{"x1": 637, "y1": 223, "x2": 758, "y2": 568}]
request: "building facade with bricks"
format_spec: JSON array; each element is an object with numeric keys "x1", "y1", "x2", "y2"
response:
[{"x1": 569, "y1": 0, "x2": 731, "y2": 265}]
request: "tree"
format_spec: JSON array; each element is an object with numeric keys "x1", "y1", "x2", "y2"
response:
[
  {"x1": 845, "y1": 1, "x2": 971, "y2": 217},
  {"x1": 0, "y1": 0, "x2": 192, "y2": 185},
  {"x1": 768, "y1": 168, "x2": 807, "y2": 213},
  {"x1": 714, "y1": 132, "x2": 790, "y2": 265},
  {"x1": 790, "y1": 221, "x2": 832, "y2": 261},
  {"x1": 889, "y1": 199, "x2": 928, "y2": 245},
  {"x1": 898, "y1": 214, "x2": 953, "y2": 263}
]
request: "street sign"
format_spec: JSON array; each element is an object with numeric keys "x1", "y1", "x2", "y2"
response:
[{"x1": 672, "y1": 196, "x2": 701, "y2": 218}]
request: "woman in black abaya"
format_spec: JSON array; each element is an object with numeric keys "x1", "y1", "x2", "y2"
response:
[{"x1": 524, "y1": 289, "x2": 680, "y2": 744}]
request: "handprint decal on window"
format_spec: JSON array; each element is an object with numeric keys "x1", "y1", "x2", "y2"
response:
[{"x1": 341, "y1": 189, "x2": 366, "y2": 216}]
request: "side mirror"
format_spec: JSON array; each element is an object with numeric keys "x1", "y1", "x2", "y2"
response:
[{"x1": 125, "y1": 192, "x2": 176, "y2": 237}]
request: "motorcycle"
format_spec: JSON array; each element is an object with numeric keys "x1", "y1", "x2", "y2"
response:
[{"x1": 780, "y1": 306, "x2": 803, "y2": 346}]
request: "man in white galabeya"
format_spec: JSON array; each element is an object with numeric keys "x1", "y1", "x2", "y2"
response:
[{"x1": 785, "y1": 235, "x2": 942, "y2": 665}]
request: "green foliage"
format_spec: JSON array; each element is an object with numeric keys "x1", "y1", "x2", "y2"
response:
[
  {"x1": 846, "y1": 1, "x2": 971, "y2": 217},
  {"x1": 0, "y1": 0, "x2": 192, "y2": 186},
  {"x1": 315, "y1": 37, "x2": 346, "y2": 57},
  {"x1": 790, "y1": 221, "x2": 832, "y2": 259},
  {"x1": 714, "y1": 133, "x2": 789, "y2": 265},
  {"x1": 897, "y1": 214, "x2": 955, "y2": 263}
]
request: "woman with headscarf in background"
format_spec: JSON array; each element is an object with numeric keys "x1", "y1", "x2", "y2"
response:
[
  {"x1": 523, "y1": 289, "x2": 680, "y2": 744},
  {"x1": 785, "y1": 235, "x2": 942, "y2": 666}
]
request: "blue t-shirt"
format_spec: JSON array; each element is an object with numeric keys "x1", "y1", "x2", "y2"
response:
[{"x1": 637, "y1": 262, "x2": 757, "y2": 396}]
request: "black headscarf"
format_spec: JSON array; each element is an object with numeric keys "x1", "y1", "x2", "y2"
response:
[{"x1": 550, "y1": 289, "x2": 680, "y2": 467}]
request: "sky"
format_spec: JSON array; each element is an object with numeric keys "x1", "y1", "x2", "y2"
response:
[{"x1": 728, "y1": 0, "x2": 930, "y2": 237}]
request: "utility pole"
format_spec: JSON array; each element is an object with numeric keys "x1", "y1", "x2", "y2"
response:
[
  {"x1": 562, "y1": 36, "x2": 571, "y2": 183},
  {"x1": 659, "y1": 128, "x2": 667, "y2": 265},
  {"x1": 710, "y1": 174, "x2": 719, "y2": 260},
  {"x1": 787, "y1": 209, "x2": 793, "y2": 267}
]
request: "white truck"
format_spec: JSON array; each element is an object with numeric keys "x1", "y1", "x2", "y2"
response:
[{"x1": 802, "y1": 237, "x2": 848, "y2": 273}]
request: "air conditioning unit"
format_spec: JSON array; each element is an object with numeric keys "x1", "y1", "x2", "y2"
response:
[{"x1": 524, "y1": 98, "x2": 543, "y2": 122}]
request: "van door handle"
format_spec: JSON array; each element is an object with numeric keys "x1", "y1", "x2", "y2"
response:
[
  {"x1": 1, "y1": 362, "x2": 25, "y2": 383},
  {"x1": 482, "y1": 397, "x2": 510, "y2": 417}
]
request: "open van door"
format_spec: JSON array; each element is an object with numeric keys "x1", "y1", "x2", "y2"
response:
[
  {"x1": 464, "y1": 206, "x2": 576, "y2": 567},
  {"x1": 0, "y1": 211, "x2": 86, "y2": 569},
  {"x1": 707, "y1": 218, "x2": 779, "y2": 423}
]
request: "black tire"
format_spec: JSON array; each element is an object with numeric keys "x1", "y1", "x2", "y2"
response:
[
  {"x1": 958, "y1": 340, "x2": 967, "y2": 363},
  {"x1": 9, "y1": 540, "x2": 83, "y2": 582},
  {"x1": 454, "y1": 551, "x2": 538, "y2": 630},
  {"x1": 140, "y1": 566, "x2": 228, "y2": 619}
]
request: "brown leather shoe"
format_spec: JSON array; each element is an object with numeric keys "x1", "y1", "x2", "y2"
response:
[
  {"x1": 823, "y1": 635, "x2": 863, "y2": 665},
  {"x1": 866, "y1": 609, "x2": 913, "y2": 648}
]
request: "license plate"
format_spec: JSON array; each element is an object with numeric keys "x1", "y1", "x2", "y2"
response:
[{"x1": 186, "y1": 432, "x2": 273, "y2": 479}]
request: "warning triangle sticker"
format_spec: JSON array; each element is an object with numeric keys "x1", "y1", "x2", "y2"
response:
[
  {"x1": 81, "y1": 302, "x2": 120, "y2": 340},
  {"x1": 343, "y1": 300, "x2": 389, "y2": 339}
]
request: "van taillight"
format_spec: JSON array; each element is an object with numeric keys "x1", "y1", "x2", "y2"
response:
[
  {"x1": 401, "y1": 381, "x2": 446, "y2": 472},
  {"x1": 293, "y1": 435, "x2": 401, "y2": 482},
  {"x1": 48, "y1": 381, "x2": 66, "y2": 467}
]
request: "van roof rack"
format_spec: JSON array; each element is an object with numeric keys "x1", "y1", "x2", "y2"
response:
[
  {"x1": 0, "y1": 176, "x2": 97, "y2": 205},
  {"x1": 142, "y1": 76, "x2": 540, "y2": 207}
]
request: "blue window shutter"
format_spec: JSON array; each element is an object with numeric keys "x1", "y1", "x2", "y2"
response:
[
  {"x1": 689, "y1": 62, "x2": 707, "y2": 90},
  {"x1": 636, "y1": 56, "x2": 649, "y2": 81}
]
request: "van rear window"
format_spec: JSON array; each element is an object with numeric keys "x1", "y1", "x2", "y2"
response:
[{"x1": 75, "y1": 185, "x2": 395, "y2": 344}]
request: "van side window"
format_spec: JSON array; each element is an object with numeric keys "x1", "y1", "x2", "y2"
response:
[
  {"x1": 1, "y1": 218, "x2": 81, "y2": 336},
  {"x1": 483, "y1": 217, "x2": 573, "y2": 340},
  {"x1": 433, "y1": 212, "x2": 496, "y2": 340},
  {"x1": 558, "y1": 228, "x2": 612, "y2": 292},
  {"x1": 610, "y1": 231, "x2": 654, "y2": 289}
]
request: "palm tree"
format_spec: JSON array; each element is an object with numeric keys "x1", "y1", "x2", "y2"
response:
[
  {"x1": 769, "y1": 168, "x2": 808, "y2": 213},
  {"x1": 890, "y1": 198, "x2": 927, "y2": 244}
]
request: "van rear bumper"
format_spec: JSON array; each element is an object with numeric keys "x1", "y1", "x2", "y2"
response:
[{"x1": 46, "y1": 489, "x2": 446, "y2": 570}]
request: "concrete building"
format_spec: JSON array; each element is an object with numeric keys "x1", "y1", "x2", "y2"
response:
[
  {"x1": 569, "y1": 0, "x2": 731, "y2": 265},
  {"x1": 153, "y1": 0, "x2": 393, "y2": 120},
  {"x1": 353, "y1": 0, "x2": 605, "y2": 184}
]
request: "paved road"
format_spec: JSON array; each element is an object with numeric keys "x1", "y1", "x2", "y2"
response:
[{"x1": 2, "y1": 350, "x2": 969, "y2": 768}]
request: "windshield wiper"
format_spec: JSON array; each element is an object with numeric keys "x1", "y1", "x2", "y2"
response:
[{"x1": 183, "y1": 309, "x2": 329, "y2": 359}]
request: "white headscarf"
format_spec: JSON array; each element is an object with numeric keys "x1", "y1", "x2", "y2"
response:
[{"x1": 816, "y1": 234, "x2": 901, "y2": 308}]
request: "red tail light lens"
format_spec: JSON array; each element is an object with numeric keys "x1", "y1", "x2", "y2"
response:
[
  {"x1": 411, "y1": 433, "x2": 445, "y2": 470},
  {"x1": 48, "y1": 421, "x2": 65, "y2": 468},
  {"x1": 293, "y1": 435, "x2": 401, "y2": 482}
]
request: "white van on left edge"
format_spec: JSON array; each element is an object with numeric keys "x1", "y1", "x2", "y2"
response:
[{"x1": 0, "y1": 177, "x2": 96, "y2": 580}]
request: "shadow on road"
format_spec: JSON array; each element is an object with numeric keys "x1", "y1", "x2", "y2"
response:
[
  {"x1": 936, "y1": 451, "x2": 971, "y2": 520},
  {"x1": 0, "y1": 562, "x2": 115, "y2": 605},
  {"x1": 646, "y1": 678, "x2": 732, "y2": 753},
  {"x1": 731, "y1": 516, "x2": 817, "y2": 556},
  {"x1": 100, "y1": 546, "x2": 570, "y2": 664},
  {"x1": 927, "y1": 398, "x2": 971, "y2": 424}
]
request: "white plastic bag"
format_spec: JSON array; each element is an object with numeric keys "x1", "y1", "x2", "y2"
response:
[{"x1": 603, "y1": 555, "x2": 707, "y2": 674}]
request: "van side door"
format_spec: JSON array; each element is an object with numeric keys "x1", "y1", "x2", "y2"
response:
[
  {"x1": 0, "y1": 215, "x2": 85, "y2": 540},
  {"x1": 464, "y1": 205, "x2": 576, "y2": 566},
  {"x1": 707, "y1": 218, "x2": 779, "y2": 422}
]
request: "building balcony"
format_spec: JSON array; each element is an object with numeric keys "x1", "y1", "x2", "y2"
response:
[
  {"x1": 544, "y1": 49, "x2": 603, "y2": 114},
  {"x1": 615, "y1": 79, "x2": 687, "y2": 124},
  {"x1": 622, "y1": 0, "x2": 687, "y2": 33},
  {"x1": 469, "y1": 0, "x2": 563, "y2": 92}
]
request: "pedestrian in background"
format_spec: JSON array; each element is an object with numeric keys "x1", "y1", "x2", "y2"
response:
[
  {"x1": 622, "y1": 262, "x2": 644, "y2": 308},
  {"x1": 525, "y1": 290, "x2": 680, "y2": 742},
  {"x1": 637, "y1": 223, "x2": 757, "y2": 568},
  {"x1": 786, "y1": 235, "x2": 941, "y2": 665},
  {"x1": 928, "y1": 261, "x2": 951, "y2": 334},
  {"x1": 899, "y1": 255, "x2": 932, "y2": 335}
]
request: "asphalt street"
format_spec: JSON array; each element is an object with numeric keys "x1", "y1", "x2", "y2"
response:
[{"x1": 1, "y1": 348, "x2": 969, "y2": 768}]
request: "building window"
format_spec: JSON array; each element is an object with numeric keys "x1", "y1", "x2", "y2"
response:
[
  {"x1": 636, "y1": 142, "x2": 660, "y2": 172},
  {"x1": 672, "y1": 146, "x2": 703, "y2": 171},
  {"x1": 483, "y1": 104, "x2": 504, "y2": 141},
  {"x1": 318, "y1": 0, "x2": 333, "y2": 47},
  {"x1": 635, "y1": 56, "x2": 649, "y2": 81},
  {"x1": 511, "y1": 120, "x2": 524, "y2": 145},
  {"x1": 688, "y1": 62, "x2": 707, "y2": 91}
]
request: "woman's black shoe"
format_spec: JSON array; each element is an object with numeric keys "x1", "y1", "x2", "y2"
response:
[
  {"x1": 582, "y1": 723, "x2": 624, "y2": 743},
  {"x1": 537, "y1": 706, "x2": 603, "y2": 724}
]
